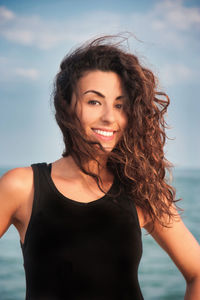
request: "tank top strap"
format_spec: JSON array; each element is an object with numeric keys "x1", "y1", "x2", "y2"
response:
[
  {"x1": 21, "y1": 162, "x2": 49, "y2": 250},
  {"x1": 46, "y1": 162, "x2": 52, "y2": 173},
  {"x1": 30, "y1": 162, "x2": 51, "y2": 211}
]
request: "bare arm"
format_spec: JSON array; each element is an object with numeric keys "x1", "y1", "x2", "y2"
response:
[
  {"x1": 143, "y1": 211, "x2": 200, "y2": 300},
  {"x1": 0, "y1": 167, "x2": 33, "y2": 239}
]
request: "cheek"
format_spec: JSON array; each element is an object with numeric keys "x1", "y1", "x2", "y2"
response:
[
  {"x1": 77, "y1": 107, "x2": 97, "y2": 128},
  {"x1": 74, "y1": 102, "x2": 88, "y2": 125},
  {"x1": 120, "y1": 113, "x2": 128, "y2": 131}
]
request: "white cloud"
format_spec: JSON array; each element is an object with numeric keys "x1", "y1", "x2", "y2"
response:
[
  {"x1": 0, "y1": 1, "x2": 199, "y2": 85},
  {"x1": 0, "y1": 6, "x2": 15, "y2": 23},
  {"x1": 159, "y1": 63, "x2": 195, "y2": 86},
  {"x1": 2, "y1": 28, "x2": 34, "y2": 45},
  {"x1": 0, "y1": 1, "x2": 200, "y2": 51},
  {"x1": 153, "y1": 0, "x2": 200, "y2": 31},
  {"x1": 0, "y1": 60, "x2": 40, "y2": 81},
  {"x1": 0, "y1": 11, "x2": 67, "y2": 49},
  {"x1": 128, "y1": 0, "x2": 200, "y2": 49},
  {"x1": 0, "y1": 7, "x2": 121, "y2": 49},
  {"x1": 14, "y1": 68, "x2": 39, "y2": 80}
]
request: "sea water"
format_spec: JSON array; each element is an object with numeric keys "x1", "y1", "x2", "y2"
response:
[{"x1": 0, "y1": 166, "x2": 199, "y2": 300}]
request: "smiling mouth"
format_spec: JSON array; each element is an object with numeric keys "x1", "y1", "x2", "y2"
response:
[{"x1": 92, "y1": 129, "x2": 115, "y2": 137}]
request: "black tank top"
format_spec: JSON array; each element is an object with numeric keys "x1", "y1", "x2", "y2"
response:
[{"x1": 20, "y1": 162, "x2": 144, "y2": 300}]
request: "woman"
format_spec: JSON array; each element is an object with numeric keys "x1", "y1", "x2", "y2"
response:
[{"x1": 0, "y1": 36, "x2": 200, "y2": 299}]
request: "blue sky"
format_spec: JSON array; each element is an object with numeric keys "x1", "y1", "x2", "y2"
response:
[{"x1": 0, "y1": 0, "x2": 200, "y2": 168}]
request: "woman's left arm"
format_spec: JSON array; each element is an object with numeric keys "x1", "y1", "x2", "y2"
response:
[{"x1": 144, "y1": 210, "x2": 200, "y2": 300}]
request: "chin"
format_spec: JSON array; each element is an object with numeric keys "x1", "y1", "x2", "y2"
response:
[{"x1": 101, "y1": 143, "x2": 116, "y2": 152}]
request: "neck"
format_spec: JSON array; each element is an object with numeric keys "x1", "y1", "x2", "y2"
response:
[{"x1": 68, "y1": 154, "x2": 111, "y2": 181}]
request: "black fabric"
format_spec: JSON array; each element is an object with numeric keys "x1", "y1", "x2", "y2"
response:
[{"x1": 20, "y1": 162, "x2": 144, "y2": 300}]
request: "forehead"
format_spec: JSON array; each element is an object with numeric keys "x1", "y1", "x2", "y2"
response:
[{"x1": 76, "y1": 70, "x2": 124, "y2": 96}]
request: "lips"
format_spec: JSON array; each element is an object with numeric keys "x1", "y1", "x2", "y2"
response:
[
  {"x1": 91, "y1": 128, "x2": 117, "y2": 141},
  {"x1": 92, "y1": 129, "x2": 114, "y2": 137}
]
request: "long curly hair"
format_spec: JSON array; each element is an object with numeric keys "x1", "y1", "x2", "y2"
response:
[{"x1": 53, "y1": 35, "x2": 181, "y2": 230}]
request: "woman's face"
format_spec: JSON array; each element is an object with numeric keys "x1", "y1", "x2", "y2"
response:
[{"x1": 71, "y1": 70, "x2": 128, "y2": 152}]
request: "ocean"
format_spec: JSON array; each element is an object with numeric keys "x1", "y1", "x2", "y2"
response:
[{"x1": 0, "y1": 166, "x2": 199, "y2": 300}]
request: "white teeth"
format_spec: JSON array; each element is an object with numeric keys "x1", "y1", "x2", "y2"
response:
[{"x1": 93, "y1": 129, "x2": 114, "y2": 137}]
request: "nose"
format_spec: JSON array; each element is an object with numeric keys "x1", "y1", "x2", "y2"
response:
[{"x1": 100, "y1": 105, "x2": 115, "y2": 124}]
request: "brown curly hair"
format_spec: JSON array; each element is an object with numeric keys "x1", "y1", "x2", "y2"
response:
[{"x1": 53, "y1": 35, "x2": 181, "y2": 230}]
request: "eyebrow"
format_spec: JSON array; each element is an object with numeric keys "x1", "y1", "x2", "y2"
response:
[{"x1": 83, "y1": 90, "x2": 124, "y2": 100}]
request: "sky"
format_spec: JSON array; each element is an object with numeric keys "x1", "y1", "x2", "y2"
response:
[{"x1": 0, "y1": 0, "x2": 200, "y2": 169}]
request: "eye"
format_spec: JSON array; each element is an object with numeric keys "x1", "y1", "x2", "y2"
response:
[
  {"x1": 115, "y1": 103, "x2": 123, "y2": 109},
  {"x1": 88, "y1": 100, "x2": 101, "y2": 105}
]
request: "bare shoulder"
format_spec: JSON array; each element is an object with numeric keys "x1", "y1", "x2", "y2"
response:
[
  {"x1": 0, "y1": 166, "x2": 34, "y2": 236},
  {"x1": 1, "y1": 166, "x2": 33, "y2": 193}
]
